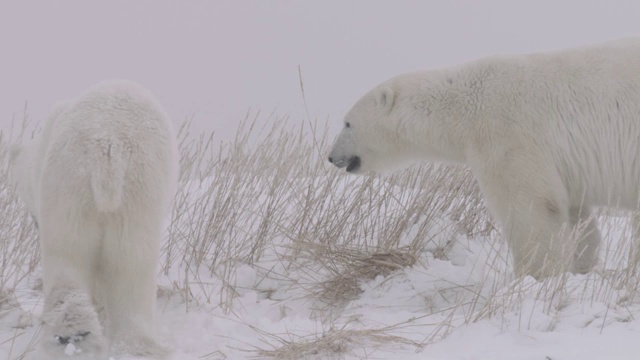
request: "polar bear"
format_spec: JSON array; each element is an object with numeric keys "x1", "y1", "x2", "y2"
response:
[
  {"x1": 328, "y1": 38, "x2": 640, "y2": 279},
  {"x1": 9, "y1": 80, "x2": 178, "y2": 358}
]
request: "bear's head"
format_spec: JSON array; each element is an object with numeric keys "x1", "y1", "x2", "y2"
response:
[
  {"x1": 328, "y1": 73, "x2": 470, "y2": 174},
  {"x1": 328, "y1": 81, "x2": 420, "y2": 174}
]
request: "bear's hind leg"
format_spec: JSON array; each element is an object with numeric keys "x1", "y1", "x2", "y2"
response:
[
  {"x1": 98, "y1": 221, "x2": 170, "y2": 358},
  {"x1": 40, "y1": 283, "x2": 108, "y2": 360},
  {"x1": 507, "y1": 201, "x2": 573, "y2": 279},
  {"x1": 38, "y1": 213, "x2": 109, "y2": 359},
  {"x1": 39, "y1": 255, "x2": 107, "y2": 358},
  {"x1": 570, "y1": 206, "x2": 601, "y2": 274}
]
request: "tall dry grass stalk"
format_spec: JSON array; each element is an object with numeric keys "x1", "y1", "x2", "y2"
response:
[
  {"x1": 163, "y1": 112, "x2": 492, "y2": 313},
  {"x1": 0, "y1": 109, "x2": 43, "y2": 359}
]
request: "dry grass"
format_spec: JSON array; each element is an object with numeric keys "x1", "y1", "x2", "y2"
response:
[
  {"x1": 3, "y1": 109, "x2": 640, "y2": 358},
  {"x1": 312, "y1": 247, "x2": 419, "y2": 308},
  {"x1": 0, "y1": 111, "x2": 43, "y2": 359},
  {"x1": 252, "y1": 323, "x2": 423, "y2": 360},
  {"x1": 163, "y1": 112, "x2": 493, "y2": 314}
]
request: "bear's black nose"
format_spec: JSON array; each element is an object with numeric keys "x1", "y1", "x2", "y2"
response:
[{"x1": 328, "y1": 157, "x2": 333, "y2": 163}]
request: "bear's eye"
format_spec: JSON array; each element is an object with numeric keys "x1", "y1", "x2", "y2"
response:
[{"x1": 345, "y1": 122, "x2": 351, "y2": 128}]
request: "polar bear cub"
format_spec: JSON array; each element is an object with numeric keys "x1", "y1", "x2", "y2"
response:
[
  {"x1": 329, "y1": 38, "x2": 640, "y2": 279},
  {"x1": 9, "y1": 80, "x2": 178, "y2": 358}
]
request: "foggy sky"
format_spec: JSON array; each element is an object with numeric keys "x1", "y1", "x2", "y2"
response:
[{"x1": 2, "y1": 0, "x2": 640, "y2": 140}]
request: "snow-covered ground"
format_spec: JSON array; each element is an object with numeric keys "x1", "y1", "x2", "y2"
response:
[
  {"x1": 1, "y1": 125, "x2": 640, "y2": 360},
  {"x1": 4, "y1": 211, "x2": 640, "y2": 360}
]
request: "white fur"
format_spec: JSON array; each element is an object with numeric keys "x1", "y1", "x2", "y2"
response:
[
  {"x1": 9, "y1": 80, "x2": 178, "y2": 358},
  {"x1": 329, "y1": 38, "x2": 640, "y2": 279}
]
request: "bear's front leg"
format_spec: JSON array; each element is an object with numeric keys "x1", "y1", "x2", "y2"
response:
[{"x1": 471, "y1": 154, "x2": 574, "y2": 279}]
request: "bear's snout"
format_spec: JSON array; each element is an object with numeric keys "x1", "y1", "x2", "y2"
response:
[{"x1": 328, "y1": 155, "x2": 361, "y2": 172}]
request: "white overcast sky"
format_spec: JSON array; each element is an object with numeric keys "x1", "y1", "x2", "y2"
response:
[{"x1": 2, "y1": 0, "x2": 640, "y2": 140}]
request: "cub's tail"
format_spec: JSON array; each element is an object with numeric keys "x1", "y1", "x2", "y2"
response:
[{"x1": 90, "y1": 138, "x2": 128, "y2": 212}]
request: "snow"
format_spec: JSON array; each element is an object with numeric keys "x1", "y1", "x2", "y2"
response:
[
  {"x1": 64, "y1": 343, "x2": 77, "y2": 356},
  {"x1": 2, "y1": 176, "x2": 640, "y2": 359}
]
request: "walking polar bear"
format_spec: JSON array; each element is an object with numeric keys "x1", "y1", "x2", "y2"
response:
[
  {"x1": 9, "y1": 80, "x2": 178, "y2": 358},
  {"x1": 329, "y1": 38, "x2": 640, "y2": 279}
]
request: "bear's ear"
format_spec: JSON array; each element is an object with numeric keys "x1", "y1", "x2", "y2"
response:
[{"x1": 375, "y1": 85, "x2": 395, "y2": 114}]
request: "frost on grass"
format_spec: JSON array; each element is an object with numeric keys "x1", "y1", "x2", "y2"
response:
[{"x1": 3, "y1": 112, "x2": 640, "y2": 359}]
